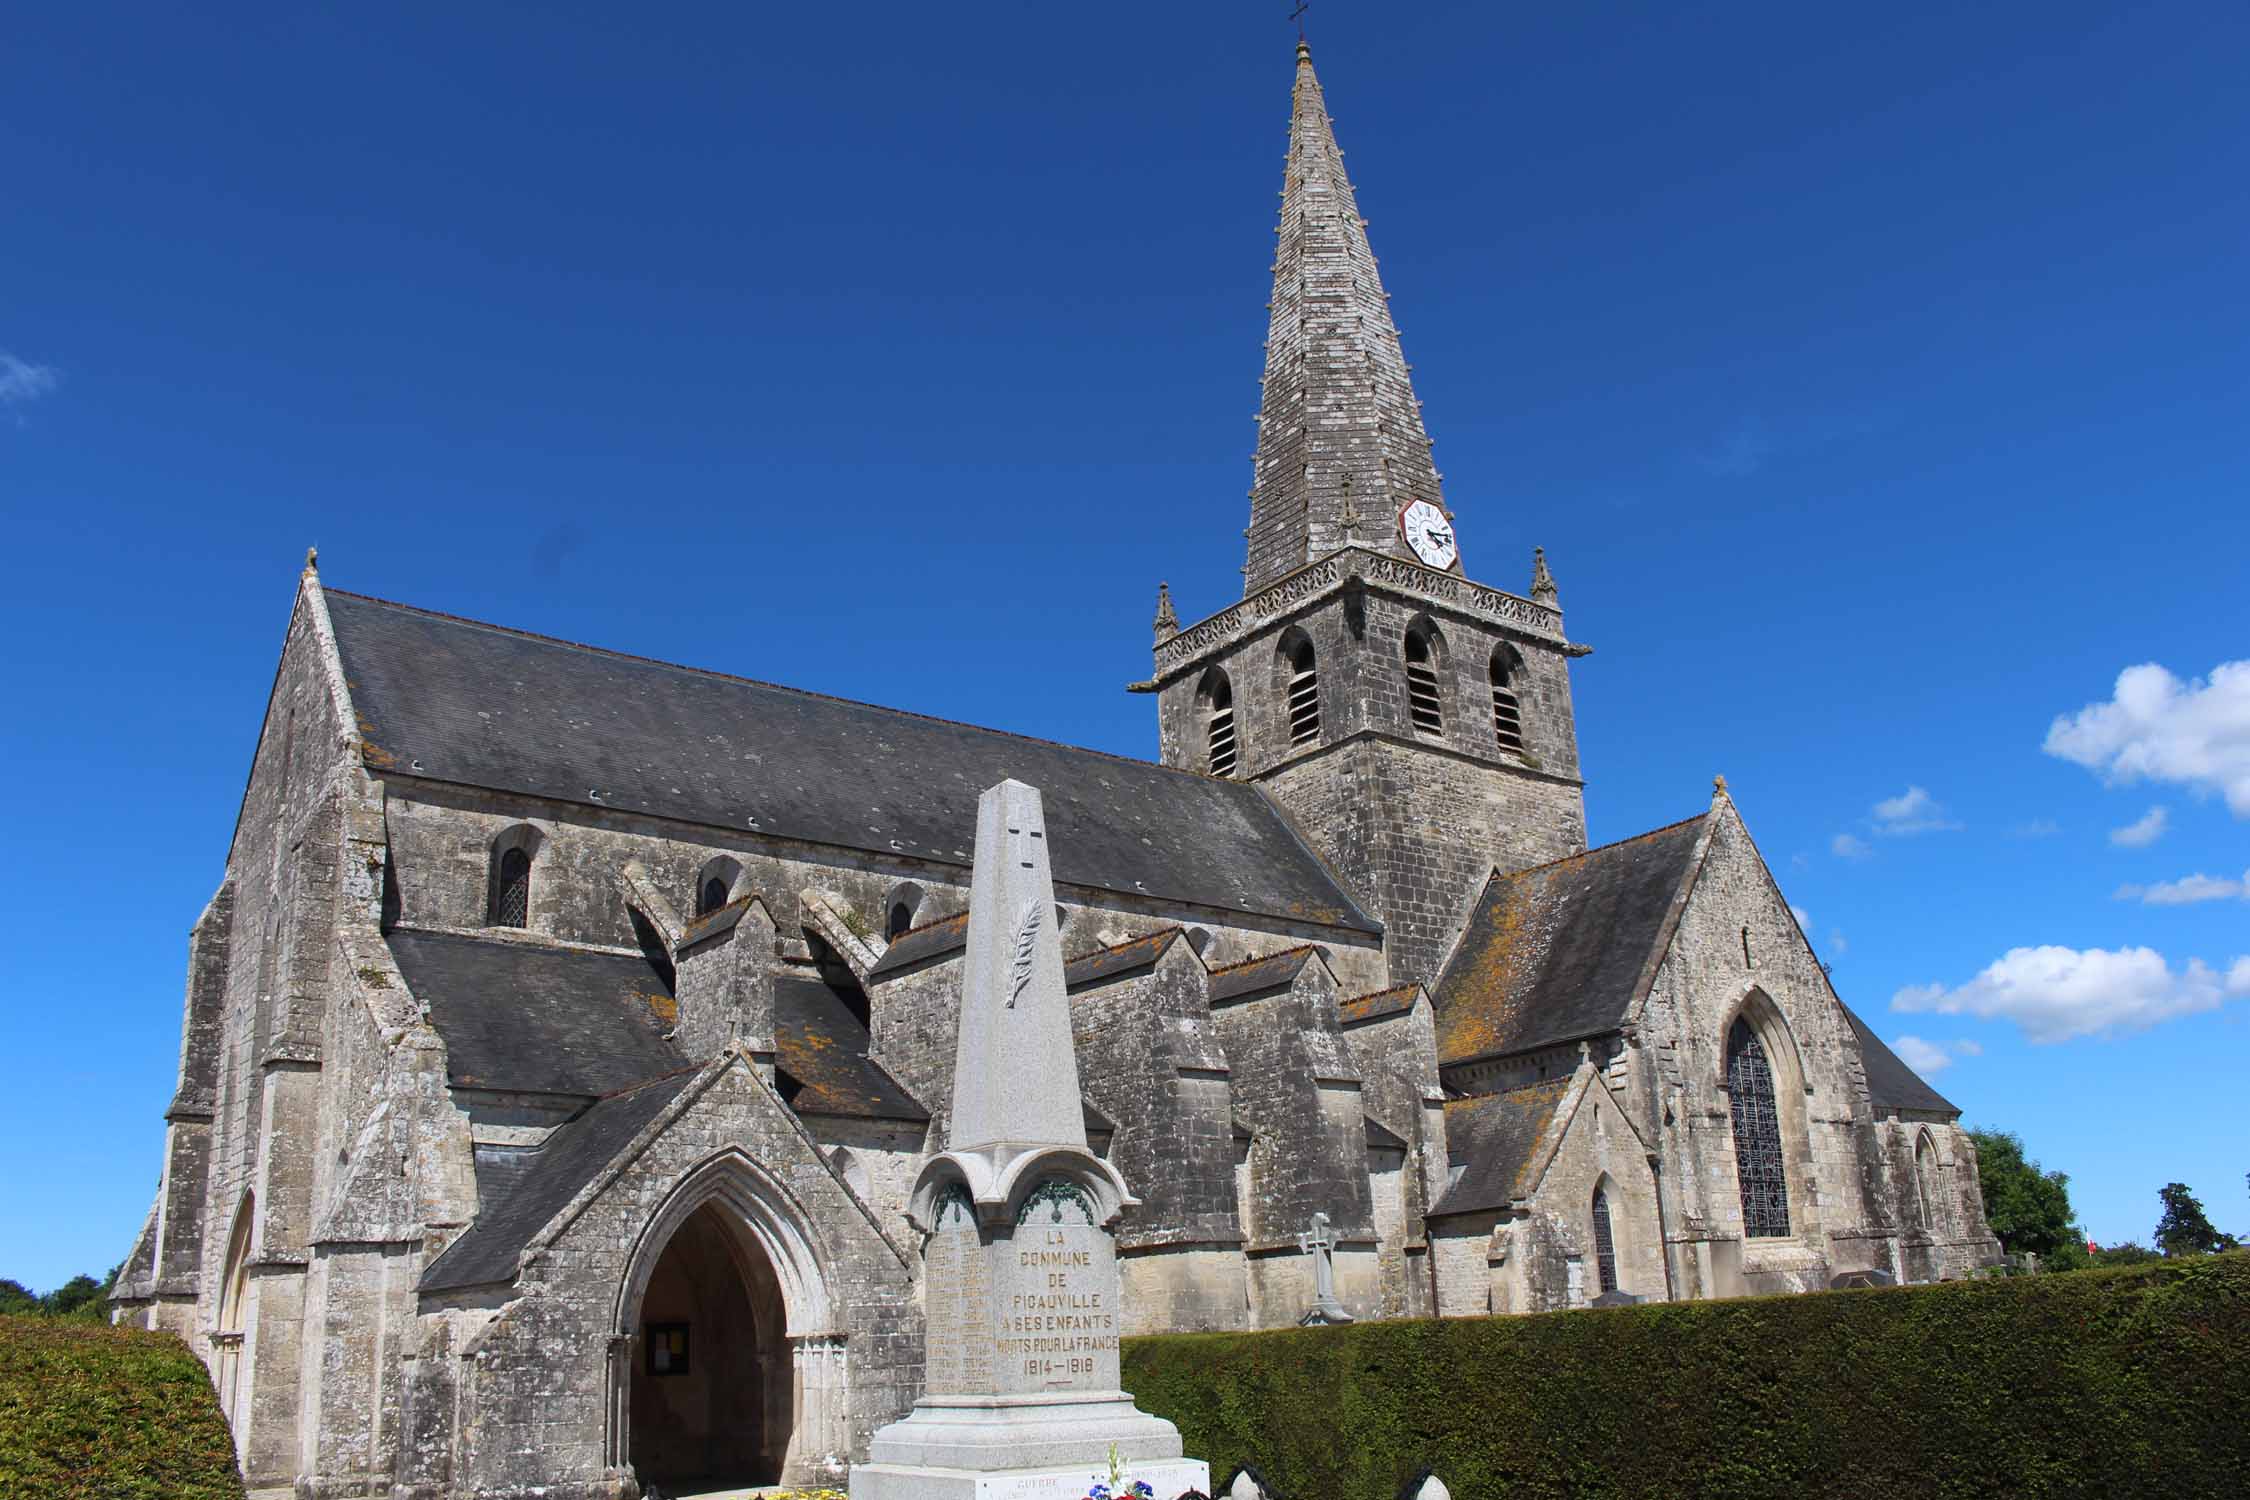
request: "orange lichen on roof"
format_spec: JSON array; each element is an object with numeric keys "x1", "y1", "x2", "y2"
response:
[
  {"x1": 1339, "y1": 984, "x2": 1418, "y2": 1026},
  {"x1": 1434, "y1": 816, "x2": 1707, "y2": 1070}
]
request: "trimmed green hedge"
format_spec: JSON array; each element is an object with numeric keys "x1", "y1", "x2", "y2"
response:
[
  {"x1": 0, "y1": 1315, "x2": 243, "y2": 1500},
  {"x1": 1121, "y1": 1255, "x2": 2250, "y2": 1499}
]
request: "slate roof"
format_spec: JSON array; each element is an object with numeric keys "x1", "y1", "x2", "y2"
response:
[
  {"x1": 1065, "y1": 929, "x2": 1184, "y2": 990},
  {"x1": 679, "y1": 896, "x2": 756, "y2": 950},
  {"x1": 1208, "y1": 947, "x2": 1320, "y2": 1005},
  {"x1": 1840, "y1": 1003, "x2": 1960, "y2": 1116},
  {"x1": 1430, "y1": 1081, "x2": 1572, "y2": 1216},
  {"x1": 388, "y1": 929, "x2": 683, "y2": 1097},
  {"x1": 774, "y1": 975, "x2": 928, "y2": 1121},
  {"x1": 1433, "y1": 818, "x2": 1707, "y2": 1067},
  {"x1": 868, "y1": 912, "x2": 969, "y2": 978},
  {"x1": 1339, "y1": 985, "x2": 1418, "y2": 1027},
  {"x1": 421, "y1": 1070, "x2": 695, "y2": 1291},
  {"x1": 326, "y1": 590, "x2": 1376, "y2": 932}
]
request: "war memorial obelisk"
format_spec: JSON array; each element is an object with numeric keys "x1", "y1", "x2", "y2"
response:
[{"x1": 851, "y1": 780, "x2": 1208, "y2": 1500}]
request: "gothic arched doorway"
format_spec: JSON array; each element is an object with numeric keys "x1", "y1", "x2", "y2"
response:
[{"x1": 627, "y1": 1201, "x2": 791, "y2": 1491}]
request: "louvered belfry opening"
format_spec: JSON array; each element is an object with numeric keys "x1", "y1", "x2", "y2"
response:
[
  {"x1": 1491, "y1": 650, "x2": 1524, "y2": 753},
  {"x1": 490, "y1": 847, "x2": 531, "y2": 928},
  {"x1": 1404, "y1": 630, "x2": 1443, "y2": 736},
  {"x1": 1207, "y1": 674, "x2": 1239, "y2": 777},
  {"x1": 1286, "y1": 639, "x2": 1320, "y2": 747},
  {"x1": 1727, "y1": 1018, "x2": 1791, "y2": 1237},
  {"x1": 1591, "y1": 1185, "x2": 1618, "y2": 1294}
]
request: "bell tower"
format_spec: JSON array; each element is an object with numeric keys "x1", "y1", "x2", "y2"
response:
[{"x1": 1143, "y1": 41, "x2": 1591, "y2": 984}]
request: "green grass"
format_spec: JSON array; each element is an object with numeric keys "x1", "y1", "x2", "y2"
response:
[
  {"x1": 0, "y1": 1315, "x2": 243, "y2": 1500},
  {"x1": 1123, "y1": 1254, "x2": 2250, "y2": 1499}
]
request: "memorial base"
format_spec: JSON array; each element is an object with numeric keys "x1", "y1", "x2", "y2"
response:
[
  {"x1": 852, "y1": 1392, "x2": 1206, "y2": 1500},
  {"x1": 850, "y1": 1457, "x2": 1211, "y2": 1500}
]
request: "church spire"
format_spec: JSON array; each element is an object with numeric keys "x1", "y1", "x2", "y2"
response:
[{"x1": 1243, "y1": 40, "x2": 1449, "y2": 596}]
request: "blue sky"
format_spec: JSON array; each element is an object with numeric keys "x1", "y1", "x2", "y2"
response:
[{"x1": 3, "y1": 1, "x2": 2245, "y2": 1290}]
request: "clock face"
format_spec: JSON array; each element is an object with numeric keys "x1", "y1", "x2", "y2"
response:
[{"x1": 1399, "y1": 500, "x2": 1458, "y2": 570}]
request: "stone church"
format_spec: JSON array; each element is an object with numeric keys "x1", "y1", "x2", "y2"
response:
[{"x1": 112, "y1": 40, "x2": 1999, "y2": 1499}]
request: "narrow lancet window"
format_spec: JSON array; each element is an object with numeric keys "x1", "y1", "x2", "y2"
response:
[
  {"x1": 1591, "y1": 1185, "x2": 1618, "y2": 1294},
  {"x1": 491, "y1": 846, "x2": 531, "y2": 928},
  {"x1": 1207, "y1": 675, "x2": 1238, "y2": 777},
  {"x1": 1726, "y1": 1018, "x2": 1790, "y2": 1237},
  {"x1": 1286, "y1": 638, "x2": 1320, "y2": 747},
  {"x1": 1405, "y1": 629, "x2": 1443, "y2": 736},
  {"x1": 1914, "y1": 1132, "x2": 1937, "y2": 1229},
  {"x1": 1490, "y1": 649, "x2": 1524, "y2": 753}
]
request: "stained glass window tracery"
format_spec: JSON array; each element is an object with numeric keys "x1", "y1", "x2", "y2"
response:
[
  {"x1": 1727, "y1": 1018, "x2": 1790, "y2": 1238},
  {"x1": 1591, "y1": 1185, "x2": 1618, "y2": 1294}
]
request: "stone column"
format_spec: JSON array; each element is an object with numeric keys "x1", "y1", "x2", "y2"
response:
[{"x1": 852, "y1": 782, "x2": 1208, "y2": 1500}]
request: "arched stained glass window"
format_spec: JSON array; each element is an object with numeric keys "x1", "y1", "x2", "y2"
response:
[
  {"x1": 1591, "y1": 1185, "x2": 1618, "y2": 1294},
  {"x1": 491, "y1": 847, "x2": 531, "y2": 928},
  {"x1": 1727, "y1": 1018, "x2": 1790, "y2": 1237}
]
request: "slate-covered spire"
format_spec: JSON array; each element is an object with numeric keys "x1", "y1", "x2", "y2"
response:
[{"x1": 1243, "y1": 39, "x2": 1449, "y2": 595}]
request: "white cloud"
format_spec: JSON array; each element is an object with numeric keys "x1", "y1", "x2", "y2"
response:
[
  {"x1": 1890, "y1": 1036, "x2": 1955, "y2": 1076},
  {"x1": 1832, "y1": 832, "x2": 1871, "y2": 860},
  {"x1": 2113, "y1": 871, "x2": 2250, "y2": 906},
  {"x1": 1871, "y1": 785, "x2": 1961, "y2": 835},
  {"x1": 1789, "y1": 904, "x2": 1813, "y2": 931},
  {"x1": 1829, "y1": 930, "x2": 1850, "y2": 956},
  {"x1": 1892, "y1": 944, "x2": 2250, "y2": 1043},
  {"x1": 0, "y1": 352, "x2": 58, "y2": 408},
  {"x1": 2046, "y1": 661, "x2": 2250, "y2": 817},
  {"x1": 2012, "y1": 818, "x2": 2062, "y2": 838},
  {"x1": 2109, "y1": 806, "x2": 2169, "y2": 848}
]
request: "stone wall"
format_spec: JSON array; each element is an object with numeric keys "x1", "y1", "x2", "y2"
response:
[
  {"x1": 1627, "y1": 800, "x2": 1998, "y2": 1296},
  {"x1": 1151, "y1": 579, "x2": 1587, "y2": 983},
  {"x1": 432, "y1": 1058, "x2": 921, "y2": 1498}
]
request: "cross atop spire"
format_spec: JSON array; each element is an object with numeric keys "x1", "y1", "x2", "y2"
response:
[{"x1": 1242, "y1": 42, "x2": 1449, "y2": 596}]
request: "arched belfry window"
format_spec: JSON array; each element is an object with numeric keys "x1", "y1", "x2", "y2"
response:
[
  {"x1": 1283, "y1": 634, "x2": 1320, "y2": 748},
  {"x1": 1404, "y1": 624, "x2": 1444, "y2": 737},
  {"x1": 1726, "y1": 1018, "x2": 1790, "y2": 1238},
  {"x1": 490, "y1": 846, "x2": 531, "y2": 928},
  {"x1": 1591, "y1": 1184, "x2": 1618, "y2": 1294},
  {"x1": 1490, "y1": 646, "x2": 1525, "y2": 754},
  {"x1": 1204, "y1": 671, "x2": 1238, "y2": 778},
  {"x1": 698, "y1": 877, "x2": 730, "y2": 917}
]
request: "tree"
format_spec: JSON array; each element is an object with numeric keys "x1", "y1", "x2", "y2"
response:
[
  {"x1": 0, "y1": 1279, "x2": 38, "y2": 1317},
  {"x1": 2154, "y1": 1182, "x2": 2235, "y2": 1257},
  {"x1": 2089, "y1": 1241, "x2": 2161, "y2": 1267},
  {"x1": 1967, "y1": 1129, "x2": 2083, "y2": 1267}
]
